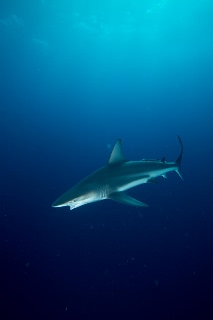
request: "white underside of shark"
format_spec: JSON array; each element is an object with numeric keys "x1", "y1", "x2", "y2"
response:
[{"x1": 52, "y1": 136, "x2": 183, "y2": 210}]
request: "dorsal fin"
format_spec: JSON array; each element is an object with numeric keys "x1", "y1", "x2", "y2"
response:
[{"x1": 108, "y1": 139, "x2": 126, "y2": 164}]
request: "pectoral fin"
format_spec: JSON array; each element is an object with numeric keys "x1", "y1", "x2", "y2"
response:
[{"x1": 109, "y1": 192, "x2": 148, "y2": 207}]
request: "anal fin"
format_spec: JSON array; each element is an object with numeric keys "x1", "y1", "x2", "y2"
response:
[
  {"x1": 148, "y1": 178, "x2": 158, "y2": 184},
  {"x1": 109, "y1": 192, "x2": 148, "y2": 207}
]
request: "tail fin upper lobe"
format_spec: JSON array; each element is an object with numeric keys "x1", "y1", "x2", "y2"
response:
[{"x1": 175, "y1": 135, "x2": 183, "y2": 180}]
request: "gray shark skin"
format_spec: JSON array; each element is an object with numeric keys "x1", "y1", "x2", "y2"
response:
[{"x1": 52, "y1": 136, "x2": 183, "y2": 210}]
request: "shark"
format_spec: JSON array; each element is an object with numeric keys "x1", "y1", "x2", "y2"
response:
[{"x1": 52, "y1": 136, "x2": 183, "y2": 210}]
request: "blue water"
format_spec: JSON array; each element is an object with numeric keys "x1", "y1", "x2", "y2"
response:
[{"x1": 1, "y1": 0, "x2": 213, "y2": 318}]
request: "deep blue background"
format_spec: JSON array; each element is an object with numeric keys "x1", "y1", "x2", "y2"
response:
[{"x1": 1, "y1": 0, "x2": 213, "y2": 318}]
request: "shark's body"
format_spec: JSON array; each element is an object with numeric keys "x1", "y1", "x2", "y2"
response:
[{"x1": 52, "y1": 136, "x2": 183, "y2": 210}]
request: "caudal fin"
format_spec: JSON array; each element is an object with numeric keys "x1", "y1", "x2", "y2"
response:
[{"x1": 175, "y1": 135, "x2": 183, "y2": 180}]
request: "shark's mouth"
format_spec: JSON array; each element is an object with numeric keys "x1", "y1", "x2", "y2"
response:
[
  {"x1": 68, "y1": 193, "x2": 99, "y2": 210},
  {"x1": 68, "y1": 201, "x2": 82, "y2": 210}
]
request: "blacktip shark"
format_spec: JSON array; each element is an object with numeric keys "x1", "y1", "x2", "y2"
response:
[{"x1": 52, "y1": 136, "x2": 183, "y2": 210}]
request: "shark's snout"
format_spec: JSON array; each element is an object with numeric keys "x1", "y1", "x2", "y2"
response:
[
  {"x1": 52, "y1": 196, "x2": 69, "y2": 207},
  {"x1": 52, "y1": 200, "x2": 66, "y2": 207}
]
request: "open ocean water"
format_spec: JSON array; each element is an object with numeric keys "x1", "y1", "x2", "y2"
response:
[{"x1": 1, "y1": 0, "x2": 213, "y2": 319}]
